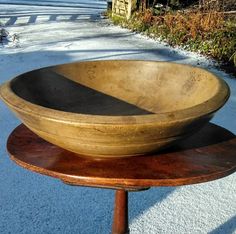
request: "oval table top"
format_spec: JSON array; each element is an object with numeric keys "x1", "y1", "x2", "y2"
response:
[{"x1": 7, "y1": 124, "x2": 236, "y2": 190}]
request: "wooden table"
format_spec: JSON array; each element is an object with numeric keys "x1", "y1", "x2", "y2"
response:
[{"x1": 7, "y1": 123, "x2": 236, "y2": 234}]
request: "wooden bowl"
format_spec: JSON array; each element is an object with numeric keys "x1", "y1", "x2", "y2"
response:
[{"x1": 0, "y1": 61, "x2": 230, "y2": 158}]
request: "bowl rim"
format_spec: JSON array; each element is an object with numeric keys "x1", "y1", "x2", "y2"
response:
[{"x1": 0, "y1": 60, "x2": 230, "y2": 125}]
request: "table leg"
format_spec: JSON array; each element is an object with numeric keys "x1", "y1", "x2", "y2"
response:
[{"x1": 112, "y1": 190, "x2": 129, "y2": 234}]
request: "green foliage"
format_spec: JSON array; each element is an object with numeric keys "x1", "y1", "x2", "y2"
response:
[
  {"x1": 110, "y1": 10, "x2": 236, "y2": 66},
  {"x1": 112, "y1": 15, "x2": 126, "y2": 25},
  {"x1": 230, "y1": 51, "x2": 236, "y2": 66}
]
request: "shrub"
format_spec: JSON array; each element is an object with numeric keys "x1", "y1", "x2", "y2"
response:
[{"x1": 110, "y1": 9, "x2": 236, "y2": 66}]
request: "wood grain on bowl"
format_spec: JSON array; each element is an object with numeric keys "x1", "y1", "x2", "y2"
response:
[{"x1": 0, "y1": 61, "x2": 230, "y2": 158}]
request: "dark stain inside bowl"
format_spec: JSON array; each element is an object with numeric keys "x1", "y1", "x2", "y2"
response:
[{"x1": 11, "y1": 70, "x2": 153, "y2": 116}]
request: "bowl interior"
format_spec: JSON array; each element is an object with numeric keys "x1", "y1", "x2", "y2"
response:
[
  {"x1": 11, "y1": 61, "x2": 221, "y2": 116},
  {"x1": 11, "y1": 69, "x2": 153, "y2": 116}
]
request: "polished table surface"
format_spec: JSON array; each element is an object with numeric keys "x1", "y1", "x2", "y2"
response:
[
  {"x1": 7, "y1": 123, "x2": 236, "y2": 234},
  {"x1": 7, "y1": 123, "x2": 236, "y2": 190}
]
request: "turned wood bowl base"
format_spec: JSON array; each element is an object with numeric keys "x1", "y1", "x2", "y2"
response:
[{"x1": 7, "y1": 124, "x2": 236, "y2": 234}]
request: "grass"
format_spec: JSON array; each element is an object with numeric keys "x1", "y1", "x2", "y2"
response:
[{"x1": 108, "y1": 9, "x2": 236, "y2": 68}]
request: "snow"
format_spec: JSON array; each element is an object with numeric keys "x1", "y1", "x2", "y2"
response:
[{"x1": 0, "y1": 1, "x2": 236, "y2": 234}]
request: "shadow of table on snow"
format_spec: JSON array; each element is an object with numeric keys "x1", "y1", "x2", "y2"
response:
[{"x1": 209, "y1": 215, "x2": 236, "y2": 234}]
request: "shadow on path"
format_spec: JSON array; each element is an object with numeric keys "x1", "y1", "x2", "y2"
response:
[
  {"x1": 0, "y1": 0, "x2": 106, "y2": 26},
  {"x1": 209, "y1": 215, "x2": 236, "y2": 234},
  {"x1": 0, "y1": 0, "x2": 106, "y2": 9},
  {"x1": 129, "y1": 187, "x2": 175, "y2": 222},
  {"x1": 0, "y1": 49, "x2": 188, "y2": 68}
]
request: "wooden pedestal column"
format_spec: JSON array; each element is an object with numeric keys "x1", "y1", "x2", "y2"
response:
[{"x1": 112, "y1": 190, "x2": 129, "y2": 234}]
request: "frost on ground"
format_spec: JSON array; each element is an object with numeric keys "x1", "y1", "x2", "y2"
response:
[{"x1": 0, "y1": 1, "x2": 236, "y2": 234}]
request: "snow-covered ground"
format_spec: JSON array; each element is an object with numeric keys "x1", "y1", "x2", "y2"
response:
[{"x1": 0, "y1": 1, "x2": 235, "y2": 233}]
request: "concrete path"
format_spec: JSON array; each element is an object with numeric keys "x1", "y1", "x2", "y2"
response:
[{"x1": 0, "y1": 1, "x2": 236, "y2": 233}]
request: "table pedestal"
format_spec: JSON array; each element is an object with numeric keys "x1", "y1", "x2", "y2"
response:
[
  {"x1": 112, "y1": 190, "x2": 129, "y2": 234},
  {"x1": 6, "y1": 124, "x2": 236, "y2": 233}
]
